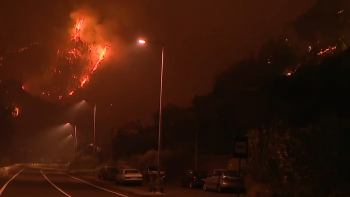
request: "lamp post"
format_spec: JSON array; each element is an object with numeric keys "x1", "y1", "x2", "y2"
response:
[
  {"x1": 74, "y1": 125, "x2": 77, "y2": 156},
  {"x1": 93, "y1": 103, "x2": 96, "y2": 158},
  {"x1": 81, "y1": 100, "x2": 97, "y2": 158},
  {"x1": 68, "y1": 123, "x2": 78, "y2": 156},
  {"x1": 138, "y1": 39, "x2": 164, "y2": 192}
]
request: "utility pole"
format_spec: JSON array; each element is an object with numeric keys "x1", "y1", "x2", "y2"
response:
[
  {"x1": 111, "y1": 128, "x2": 114, "y2": 159},
  {"x1": 21, "y1": 148, "x2": 23, "y2": 163},
  {"x1": 156, "y1": 45, "x2": 164, "y2": 193},
  {"x1": 194, "y1": 116, "x2": 198, "y2": 170},
  {"x1": 93, "y1": 104, "x2": 96, "y2": 158},
  {"x1": 74, "y1": 125, "x2": 77, "y2": 156},
  {"x1": 238, "y1": 158, "x2": 242, "y2": 197}
]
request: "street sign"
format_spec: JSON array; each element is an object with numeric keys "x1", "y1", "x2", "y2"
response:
[{"x1": 233, "y1": 137, "x2": 248, "y2": 158}]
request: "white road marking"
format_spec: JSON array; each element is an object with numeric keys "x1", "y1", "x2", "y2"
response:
[
  {"x1": 41, "y1": 170, "x2": 72, "y2": 197},
  {"x1": 61, "y1": 172, "x2": 128, "y2": 197},
  {"x1": 0, "y1": 168, "x2": 25, "y2": 196}
]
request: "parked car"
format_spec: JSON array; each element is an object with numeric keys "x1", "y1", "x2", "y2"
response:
[
  {"x1": 97, "y1": 166, "x2": 118, "y2": 180},
  {"x1": 116, "y1": 168, "x2": 143, "y2": 185},
  {"x1": 180, "y1": 170, "x2": 207, "y2": 188},
  {"x1": 203, "y1": 169, "x2": 243, "y2": 193}
]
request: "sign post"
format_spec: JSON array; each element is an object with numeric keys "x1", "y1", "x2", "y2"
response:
[{"x1": 233, "y1": 136, "x2": 248, "y2": 197}]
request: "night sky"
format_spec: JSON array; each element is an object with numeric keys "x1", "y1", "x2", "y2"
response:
[{"x1": 0, "y1": 0, "x2": 317, "y2": 159}]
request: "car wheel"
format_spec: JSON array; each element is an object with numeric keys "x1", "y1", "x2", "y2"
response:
[
  {"x1": 217, "y1": 184, "x2": 222, "y2": 193},
  {"x1": 189, "y1": 182, "x2": 193, "y2": 189},
  {"x1": 203, "y1": 183, "x2": 207, "y2": 191}
]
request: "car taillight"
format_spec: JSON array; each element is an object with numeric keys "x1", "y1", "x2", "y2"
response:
[{"x1": 193, "y1": 176, "x2": 197, "y2": 180}]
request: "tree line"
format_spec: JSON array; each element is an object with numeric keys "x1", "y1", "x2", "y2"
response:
[{"x1": 112, "y1": 1, "x2": 350, "y2": 196}]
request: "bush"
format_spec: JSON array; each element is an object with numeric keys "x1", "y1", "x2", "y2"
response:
[
  {"x1": 246, "y1": 118, "x2": 343, "y2": 197},
  {"x1": 0, "y1": 157, "x2": 11, "y2": 168},
  {"x1": 68, "y1": 156, "x2": 99, "y2": 171}
]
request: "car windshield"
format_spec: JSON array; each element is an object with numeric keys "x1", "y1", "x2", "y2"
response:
[
  {"x1": 224, "y1": 171, "x2": 239, "y2": 177},
  {"x1": 125, "y1": 169, "x2": 139, "y2": 174},
  {"x1": 106, "y1": 167, "x2": 117, "y2": 173},
  {"x1": 148, "y1": 167, "x2": 158, "y2": 171},
  {"x1": 213, "y1": 170, "x2": 223, "y2": 176}
]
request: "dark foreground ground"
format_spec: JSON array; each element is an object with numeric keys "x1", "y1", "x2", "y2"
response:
[
  {"x1": 0, "y1": 166, "x2": 244, "y2": 197},
  {"x1": 0, "y1": 167, "x2": 137, "y2": 197}
]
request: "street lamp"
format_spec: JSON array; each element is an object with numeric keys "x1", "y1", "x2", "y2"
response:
[
  {"x1": 67, "y1": 123, "x2": 78, "y2": 156},
  {"x1": 93, "y1": 103, "x2": 96, "y2": 158},
  {"x1": 138, "y1": 39, "x2": 164, "y2": 192},
  {"x1": 81, "y1": 100, "x2": 97, "y2": 158},
  {"x1": 138, "y1": 39, "x2": 146, "y2": 44}
]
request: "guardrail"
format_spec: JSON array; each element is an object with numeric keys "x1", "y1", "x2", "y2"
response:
[
  {"x1": 0, "y1": 164, "x2": 26, "y2": 177},
  {"x1": 0, "y1": 163, "x2": 69, "y2": 177},
  {"x1": 0, "y1": 166, "x2": 12, "y2": 177}
]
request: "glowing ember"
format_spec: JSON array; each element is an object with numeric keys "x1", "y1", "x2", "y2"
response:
[
  {"x1": 12, "y1": 107, "x2": 19, "y2": 117},
  {"x1": 317, "y1": 46, "x2": 337, "y2": 56},
  {"x1": 80, "y1": 76, "x2": 90, "y2": 87},
  {"x1": 6, "y1": 43, "x2": 40, "y2": 54}
]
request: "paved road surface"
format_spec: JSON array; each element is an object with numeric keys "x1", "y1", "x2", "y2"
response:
[
  {"x1": 76, "y1": 174, "x2": 244, "y2": 197},
  {"x1": 0, "y1": 166, "x2": 244, "y2": 197},
  {"x1": 0, "y1": 167, "x2": 137, "y2": 197}
]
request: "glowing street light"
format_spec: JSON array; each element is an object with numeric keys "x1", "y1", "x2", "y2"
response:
[
  {"x1": 138, "y1": 39, "x2": 164, "y2": 192},
  {"x1": 79, "y1": 99, "x2": 97, "y2": 158},
  {"x1": 66, "y1": 123, "x2": 77, "y2": 156},
  {"x1": 138, "y1": 39, "x2": 146, "y2": 44}
]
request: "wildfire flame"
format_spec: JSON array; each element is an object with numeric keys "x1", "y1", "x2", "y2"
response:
[
  {"x1": 12, "y1": 107, "x2": 19, "y2": 117},
  {"x1": 317, "y1": 46, "x2": 337, "y2": 56},
  {"x1": 72, "y1": 18, "x2": 84, "y2": 42},
  {"x1": 92, "y1": 45, "x2": 109, "y2": 73},
  {"x1": 47, "y1": 17, "x2": 109, "y2": 98}
]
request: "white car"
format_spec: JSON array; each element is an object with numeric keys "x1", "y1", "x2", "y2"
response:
[
  {"x1": 116, "y1": 169, "x2": 143, "y2": 185},
  {"x1": 203, "y1": 169, "x2": 243, "y2": 193}
]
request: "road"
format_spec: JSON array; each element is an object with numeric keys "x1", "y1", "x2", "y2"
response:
[
  {"x1": 0, "y1": 166, "x2": 244, "y2": 197},
  {"x1": 0, "y1": 167, "x2": 136, "y2": 197},
  {"x1": 76, "y1": 174, "x2": 244, "y2": 197}
]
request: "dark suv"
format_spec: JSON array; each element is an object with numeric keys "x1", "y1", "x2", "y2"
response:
[
  {"x1": 98, "y1": 166, "x2": 118, "y2": 180},
  {"x1": 180, "y1": 170, "x2": 207, "y2": 188}
]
